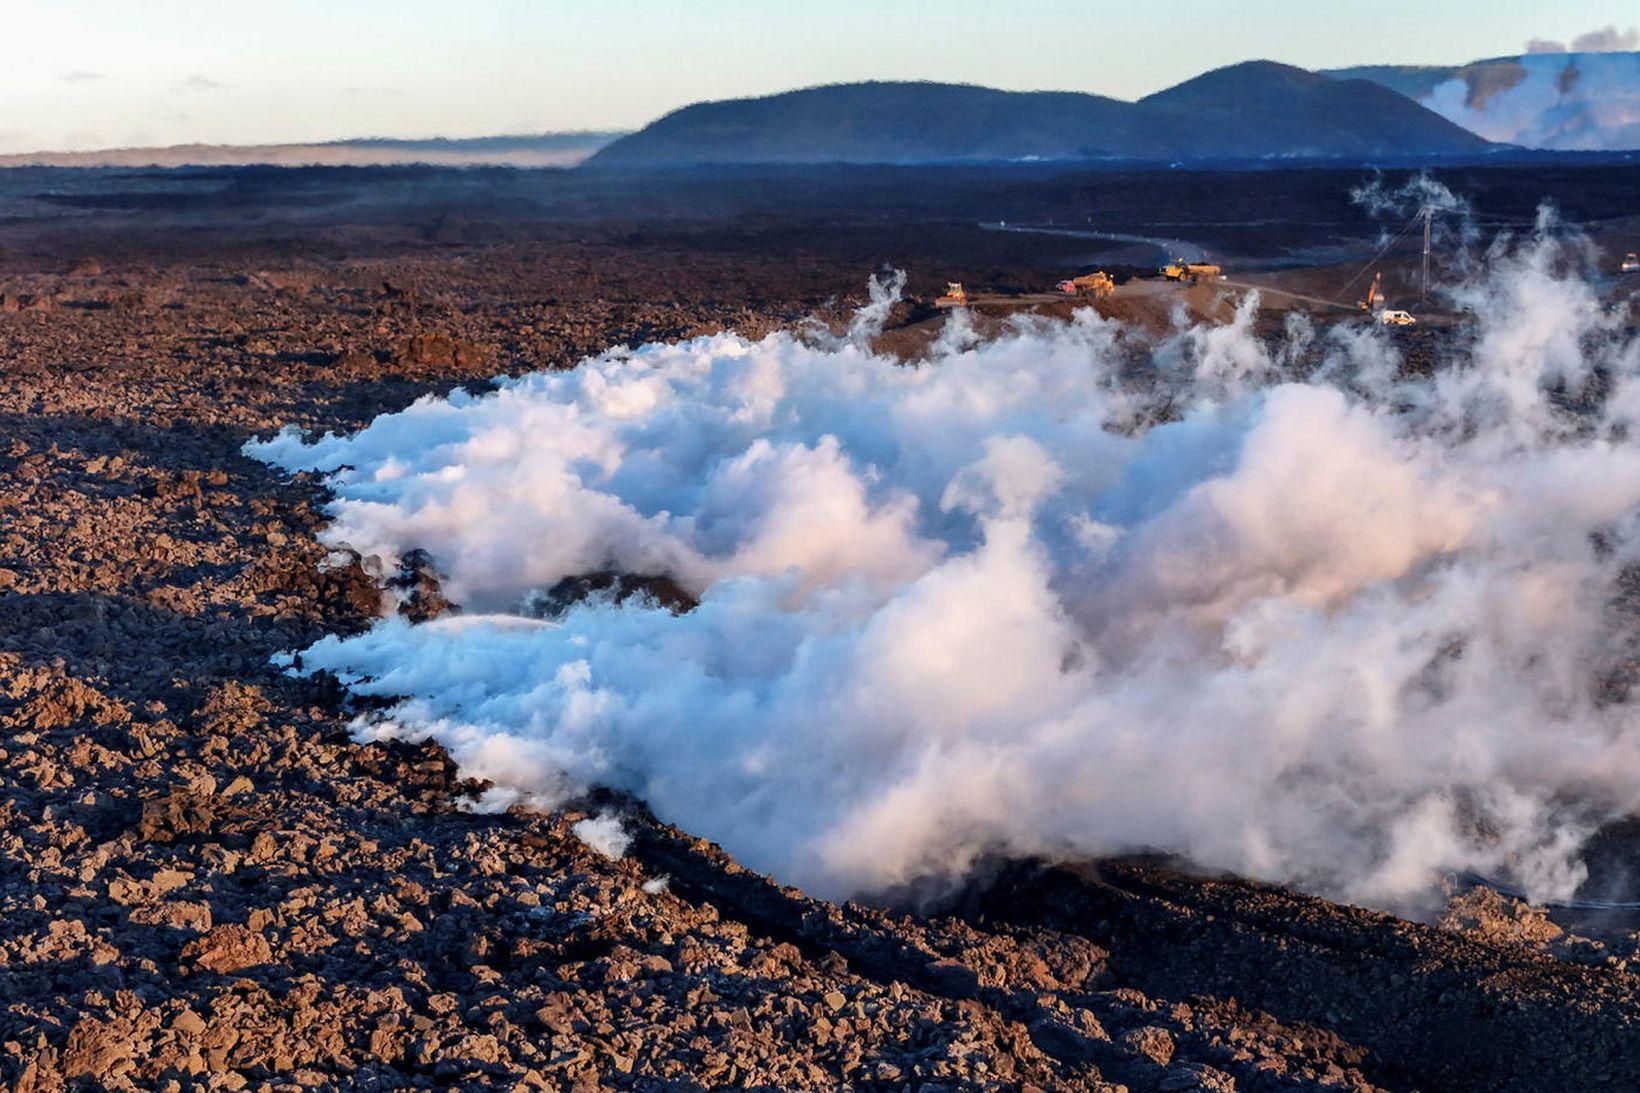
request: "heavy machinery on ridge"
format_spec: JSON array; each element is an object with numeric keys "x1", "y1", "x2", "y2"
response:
[
  {"x1": 1056, "y1": 271, "x2": 1114, "y2": 298},
  {"x1": 1359, "y1": 273, "x2": 1415, "y2": 325},
  {"x1": 1359, "y1": 272, "x2": 1384, "y2": 313},
  {"x1": 1161, "y1": 260, "x2": 1222, "y2": 284}
]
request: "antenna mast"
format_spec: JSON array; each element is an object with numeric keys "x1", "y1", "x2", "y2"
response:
[{"x1": 1421, "y1": 205, "x2": 1433, "y2": 301}]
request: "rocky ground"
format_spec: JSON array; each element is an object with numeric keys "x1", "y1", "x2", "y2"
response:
[{"x1": 4, "y1": 203, "x2": 1640, "y2": 1091}]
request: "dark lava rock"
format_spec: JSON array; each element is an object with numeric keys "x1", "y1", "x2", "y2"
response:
[
  {"x1": 534, "y1": 571, "x2": 697, "y2": 618},
  {"x1": 389, "y1": 548, "x2": 458, "y2": 623},
  {"x1": 0, "y1": 197, "x2": 1636, "y2": 1093},
  {"x1": 181, "y1": 924, "x2": 274, "y2": 974}
]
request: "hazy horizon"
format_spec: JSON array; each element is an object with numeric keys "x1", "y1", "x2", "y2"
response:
[{"x1": 4, "y1": 0, "x2": 1638, "y2": 156}]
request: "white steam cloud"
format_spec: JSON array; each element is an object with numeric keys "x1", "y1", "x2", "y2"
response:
[
  {"x1": 1528, "y1": 26, "x2": 1640, "y2": 54},
  {"x1": 1349, "y1": 173, "x2": 1478, "y2": 271},
  {"x1": 250, "y1": 234, "x2": 1640, "y2": 909},
  {"x1": 1420, "y1": 51, "x2": 1640, "y2": 151},
  {"x1": 1574, "y1": 26, "x2": 1640, "y2": 52},
  {"x1": 573, "y1": 812, "x2": 633, "y2": 860}
]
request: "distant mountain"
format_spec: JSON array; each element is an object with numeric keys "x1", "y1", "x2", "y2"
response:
[
  {"x1": 587, "y1": 62, "x2": 1493, "y2": 168},
  {"x1": 1139, "y1": 62, "x2": 1496, "y2": 157},
  {"x1": 0, "y1": 132, "x2": 624, "y2": 169},
  {"x1": 588, "y1": 83, "x2": 1172, "y2": 165},
  {"x1": 1329, "y1": 53, "x2": 1640, "y2": 151}
]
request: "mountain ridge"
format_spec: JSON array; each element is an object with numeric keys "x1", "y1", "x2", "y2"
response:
[
  {"x1": 0, "y1": 131, "x2": 625, "y2": 169},
  {"x1": 588, "y1": 61, "x2": 1495, "y2": 168}
]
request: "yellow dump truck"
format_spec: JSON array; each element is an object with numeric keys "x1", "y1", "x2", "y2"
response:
[
  {"x1": 1056, "y1": 271, "x2": 1115, "y2": 298},
  {"x1": 1161, "y1": 261, "x2": 1222, "y2": 284}
]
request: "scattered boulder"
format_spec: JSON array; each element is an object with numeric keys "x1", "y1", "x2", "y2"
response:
[
  {"x1": 181, "y1": 924, "x2": 273, "y2": 974},
  {"x1": 1123, "y1": 1025, "x2": 1176, "y2": 1067},
  {"x1": 389, "y1": 548, "x2": 458, "y2": 623},
  {"x1": 138, "y1": 787, "x2": 218, "y2": 841},
  {"x1": 1440, "y1": 886, "x2": 1564, "y2": 946},
  {"x1": 391, "y1": 332, "x2": 486, "y2": 370}
]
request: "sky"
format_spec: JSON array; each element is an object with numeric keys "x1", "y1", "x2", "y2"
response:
[{"x1": 3, "y1": 0, "x2": 1637, "y2": 154}]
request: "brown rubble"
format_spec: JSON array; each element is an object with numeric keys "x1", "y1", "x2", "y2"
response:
[
  {"x1": 181, "y1": 924, "x2": 275, "y2": 974},
  {"x1": 391, "y1": 331, "x2": 487, "y2": 371},
  {"x1": 1439, "y1": 885, "x2": 1565, "y2": 946}
]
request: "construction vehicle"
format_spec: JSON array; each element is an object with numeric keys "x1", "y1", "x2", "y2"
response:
[
  {"x1": 1379, "y1": 309, "x2": 1417, "y2": 327},
  {"x1": 1359, "y1": 272, "x2": 1384, "y2": 313},
  {"x1": 1622, "y1": 252, "x2": 1640, "y2": 274},
  {"x1": 1056, "y1": 271, "x2": 1115, "y2": 298},
  {"x1": 934, "y1": 282, "x2": 969, "y2": 308},
  {"x1": 1161, "y1": 260, "x2": 1222, "y2": 284}
]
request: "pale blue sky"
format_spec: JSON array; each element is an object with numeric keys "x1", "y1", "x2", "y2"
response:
[{"x1": 3, "y1": 0, "x2": 1636, "y2": 153}]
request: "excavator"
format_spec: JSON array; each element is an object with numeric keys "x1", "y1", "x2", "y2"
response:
[
  {"x1": 1359, "y1": 272, "x2": 1384, "y2": 313},
  {"x1": 1056, "y1": 271, "x2": 1115, "y2": 298},
  {"x1": 1161, "y1": 260, "x2": 1221, "y2": 284},
  {"x1": 1359, "y1": 272, "x2": 1416, "y2": 325}
]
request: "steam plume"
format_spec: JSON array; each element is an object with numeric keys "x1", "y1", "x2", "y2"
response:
[
  {"x1": 1528, "y1": 27, "x2": 1640, "y2": 54},
  {"x1": 250, "y1": 233, "x2": 1640, "y2": 908}
]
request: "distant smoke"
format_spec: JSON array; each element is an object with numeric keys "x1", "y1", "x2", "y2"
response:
[
  {"x1": 252, "y1": 231, "x2": 1640, "y2": 910},
  {"x1": 1573, "y1": 25, "x2": 1640, "y2": 52},
  {"x1": 1525, "y1": 26, "x2": 1640, "y2": 54}
]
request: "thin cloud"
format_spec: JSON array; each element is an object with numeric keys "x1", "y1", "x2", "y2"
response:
[
  {"x1": 176, "y1": 74, "x2": 226, "y2": 92},
  {"x1": 61, "y1": 71, "x2": 107, "y2": 84}
]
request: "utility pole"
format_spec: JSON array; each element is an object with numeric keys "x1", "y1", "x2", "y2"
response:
[{"x1": 1421, "y1": 205, "x2": 1433, "y2": 302}]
